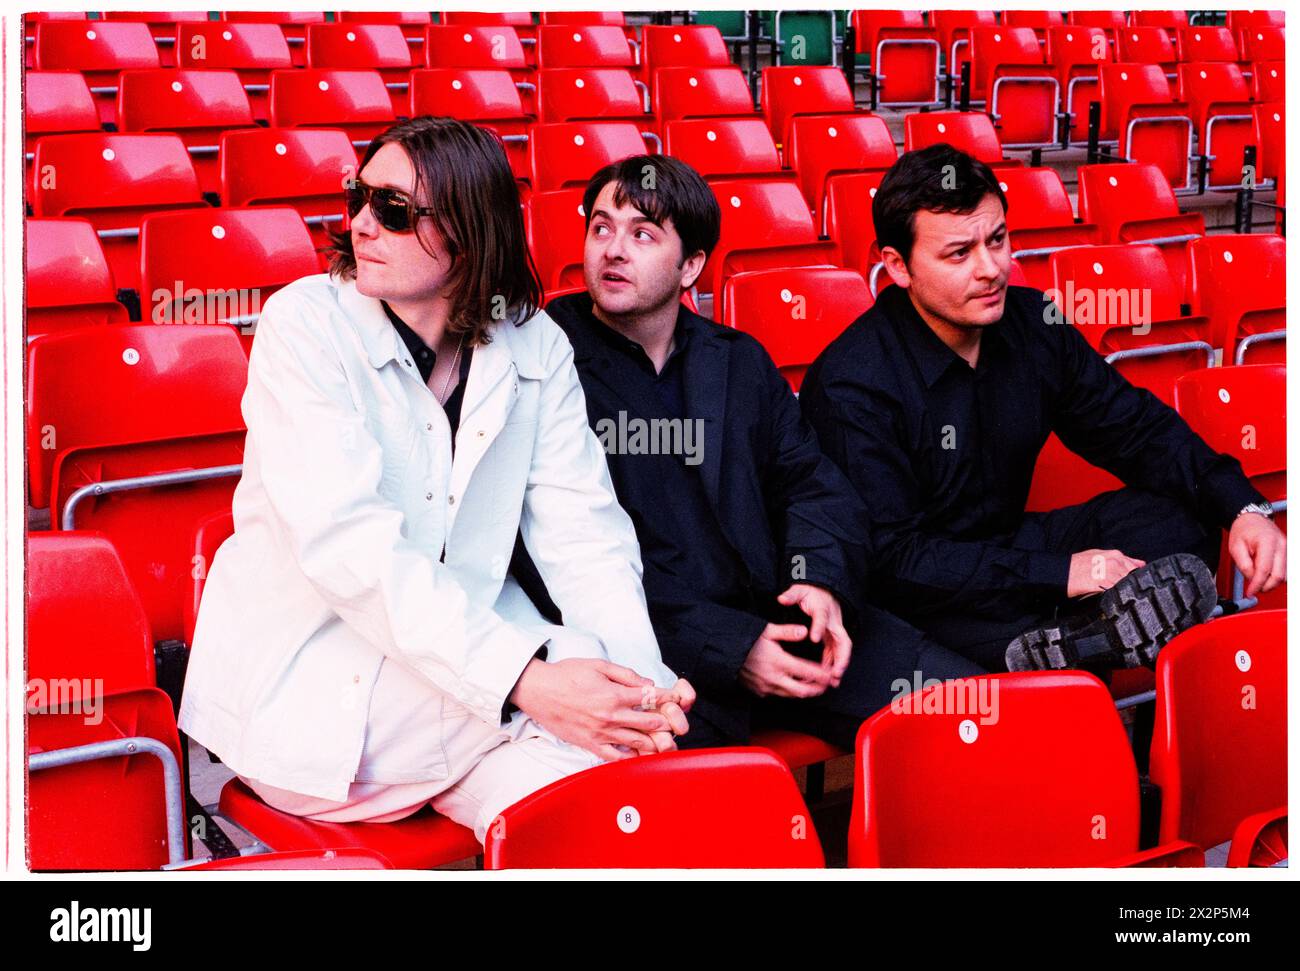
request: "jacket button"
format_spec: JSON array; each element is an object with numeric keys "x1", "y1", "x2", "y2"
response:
[
  {"x1": 448, "y1": 494, "x2": 456, "y2": 505},
  {"x1": 426, "y1": 492, "x2": 433, "y2": 501},
  {"x1": 426, "y1": 422, "x2": 433, "y2": 431},
  {"x1": 476, "y1": 429, "x2": 485, "y2": 438},
  {"x1": 352, "y1": 675, "x2": 360, "y2": 684}
]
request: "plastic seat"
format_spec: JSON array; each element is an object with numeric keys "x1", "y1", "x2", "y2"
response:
[
  {"x1": 27, "y1": 531, "x2": 187, "y2": 871},
  {"x1": 1251, "y1": 58, "x2": 1285, "y2": 103},
  {"x1": 968, "y1": 26, "x2": 1060, "y2": 147},
  {"x1": 1076, "y1": 163, "x2": 1205, "y2": 298},
  {"x1": 722, "y1": 267, "x2": 871, "y2": 391},
  {"x1": 269, "y1": 68, "x2": 395, "y2": 157},
  {"x1": 704, "y1": 179, "x2": 836, "y2": 311},
  {"x1": 536, "y1": 24, "x2": 635, "y2": 69},
  {"x1": 335, "y1": 10, "x2": 431, "y2": 43},
  {"x1": 651, "y1": 65, "x2": 757, "y2": 127},
  {"x1": 408, "y1": 69, "x2": 532, "y2": 181},
  {"x1": 1225, "y1": 10, "x2": 1285, "y2": 47},
  {"x1": 184, "y1": 508, "x2": 234, "y2": 648},
  {"x1": 305, "y1": 23, "x2": 414, "y2": 116},
  {"x1": 850, "y1": 672, "x2": 1205, "y2": 867},
  {"x1": 116, "y1": 69, "x2": 256, "y2": 195},
  {"x1": 440, "y1": 11, "x2": 537, "y2": 64},
  {"x1": 528, "y1": 121, "x2": 655, "y2": 193},
  {"x1": 535, "y1": 67, "x2": 649, "y2": 125},
  {"x1": 1067, "y1": 10, "x2": 1128, "y2": 46},
  {"x1": 219, "y1": 127, "x2": 358, "y2": 251},
  {"x1": 25, "y1": 218, "x2": 129, "y2": 341},
  {"x1": 759, "y1": 65, "x2": 856, "y2": 152},
  {"x1": 24, "y1": 71, "x2": 100, "y2": 167},
  {"x1": 996, "y1": 166, "x2": 1102, "y2": 290},
  {"x1": 175, "y1": 22, "x2": 292, "y2": 122},
  {"x1": 1132, "y1": 11, "x2": 1188, "y2": 32},
  {"x1": 220, "y1": 10, "x2": 325, "y2": 66},
  {"x1": 1174, "y1": 365, "x2": 1286, "y2": 608},
  {"x1": 26, "y1": 325, "x2": 249, "y2": 643},
  {"x1": 785, "y1": 112, "x2": 896, "y2": 225},
  {"x1": 1149, "y1": 611, "x2": 1287, "y2": 853},
  {"x1": 29, "y1": 132, "x2": 205, "y2": 295},
  {"x1": 101, "y1": 11, "x2": 207, "y2": 66},
  {"x1": 1045, "y1": 25, "x2": 1112, "y2": 144},
  {"x1": 139, "y1": 206, "x2": 321, "y2": 349},
  {"x1": 823, "y1": 170, "x2": 887, "y2": 287},
  {"x1": 539, "y1": 11, "x2": 626, "y2": 27},
  {"x1": 851, "y1": 11, "x2": 941, "y2": 108},
  {"x1": 184, "y1": 848, "x2": 395, "y2": 870},
  {"x1": 33, "y1": 19, "x2": 160, "y2": 127},
  {"x1": 525, "y1": 188, "x2": 588, "y2": 291},
  {"x1": 1226, "y1": 807, "x2": 1288, "y2": 868},
  {"x1": 218, "y1": 778, "x2": 480, "y2": 870},
  {"x1": 662, "y1": 117, "x2": 783, "y2": 182},
  {"x1": 638, "y1": 24, "x2": 731, "y2": 89},
  {"x1": 1177, "y1": 26, "x2": 1239, "y2": 63},
  {"x1": 1048, "y1": 243, "x2": 1214, "y2": 404},
  {"x1": 1188, "y1": 234, "x2": 1285, "y2": 364},
  {"x1": 1117, "y1": 26, "x2": 1179, "y2": 80},
  {"x1": 485, "y1": 749, "x2": 825, "y2": 868},
  {"x1": 930, "y1": 10, "x2": 997, "y2": 93},
  {"x1": 24, "y1": 12, "x2": 89, "y2": 69},
  {"x1": 1002, "y1": 10, "x2": 1064, "y2": 39},
  {"x1": 1177, "y1": 62, "x2": 1256, "y2": 191},
  {"x1": 424, "y1": 23, "x2": 528, "y2": 70},
  {"x1": 1253, "y1": 103, "x2": 1285, "y2": 185},
  {"x1": 903, "y1": 110, "x2": 1011, "y2": 168},
  {"x1": 1098, "y1": 63, "x2": 1193, "y2": 190}
]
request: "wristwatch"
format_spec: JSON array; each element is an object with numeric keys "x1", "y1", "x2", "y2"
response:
[{"x1": 1237, "y1": 501, "x2": 1275, "y2": 519}]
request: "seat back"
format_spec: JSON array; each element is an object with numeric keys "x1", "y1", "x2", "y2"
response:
[
  {"x1": 851, "y1": 672, "x2": 1143, "y2": 867},
  {"x1": 1187, "y1": 234, "x2": 1286, "y2": 357},
  {"x1": 305, "y1": 22, "x2": 414, "y2": 70},
  {"x1": 1253, "y1": 102, "x2": 1285, "y2": 183},
  {"x1": 705, "y1": 178, "x2": 826, "y2": 298},
  {"x1": 785, "y1": 113, "x2": 896, "y2": 217},
  {"x1": 24, "y1": 71, "x2": 100, "y2": 151},
  {"x1": 823, "y1": 170, "x2": 887, "y2": 278},
  {"x1": 536, "y1": 24, "x2": 635, "y2": 68},
  {"x1": 485, "y1": 749, "x2": 825, "y2": 868},
  {"x1": 903, "y1": 110, "x2": 1004, "y2": 165},
  {"x1": 528, "y1": 121, "x2": 649, "y2": 192},
  {"x1": 184, "y1": 509, "x2": 235, "y2": 647},
  {"x1": 1077, "y1": 162, "x2": 1182, "y2": 237},
  {"x1": 1238, "y1": 24, "x2": 1286, "y2": 62},
  {"x1": 1178, "y1": 26, "x2": 1239, "y2": 62},
  {"x1": 34, "y1": 19, "x2": 160, "y2": 125},
  {"x1": 117, "y1": 68, "x2": 255, "y2": 133},
  {"x1": 525, "y1": 187, "x2": 589, "y2": 290},
  {"x1": 651, "y1": 65, "x2": 755, "y2": 125},
  {"x1": 1118, "y1": 26, "x2": 1178, "y2": 70},
  {"x1": 536, "y1": 67, "x2": 646, "y2": 123},
  {"x1": 1150, "y1": 611, "x2": 1287, "y2": 849},
  {"x1": 722, "y1": 267, "x2": 871, "y2": 390},
  {"x1": 423, "y1": 24, "x2": 527, "y2": 70},
  {"x1": 759, "y1": 65, "x2": 854, "y2": 148},
  {"x1": 639, "y1": 24, "x2": 730, "y2": 84},
  {"x1": 25, "y1": 218, "x2": 128, "y2": 339},
  {"x1": 662, "y1": 117, "x2": 781, "y2": 181},
  {"x1": 1173, "y1": 365, "x2": 1286, "y2": 484},
  {"x1": 969, "y1": 25, "x2": 1044, "y2": 101},
  {"x1": 268, "y1": 68, "x2": 395, "y2": 149}
]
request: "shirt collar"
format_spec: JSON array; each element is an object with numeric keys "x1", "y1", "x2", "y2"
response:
[
  {"x1": 884, "y1": 283, "x2": 1006, "y2": 388},
  {"x1": 568, "y1": 291, "x2": 697, "y2": 373}
]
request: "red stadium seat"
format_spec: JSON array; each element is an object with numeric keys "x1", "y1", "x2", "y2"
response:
[
  {"x1": 219, "y1": 127, "x2": 357, "y2": 251},
  {"x1": 25, "y1": 218, "x2": 129, "y2": 341},
  {"x1": 785, "y1": 112, "x2": 896, "y2": 224},
  {"x1": 101, "y1": 11, "x2": 208, "y2": 67},
  {"x1": 931, "y1": 10, "x2": 997, "y2": 94},
  {"x1": 1132, "y1": 11, "x2": 1188, "y2": 32},
  {"x1": 968, "y1": 26, "x2": 1060, "y2": 147},
  {"x1": 29, "y1": 132, "x2": 205, "y2": 295},
  {"x1": 1177, "y1": 26, "x2": 1239, "y2": 63},
  {"x1": 651, "y1": 65, "x2": 756, "y2": 127},
  {"x1": 269, "y1": 68, "x2": 395, "y2": 156},
  {"x1": 176, "y1": 22, "x2": 293, "y2": 122},
  {"x1": 484, "y1": 749, "x2": 824, "y2": 868},
  {"x1": 1076, "y1": 163, "x2": 1205, "y2": 298},
  {"x1": 536, "y1": 24, "x2": 635, "y2": 69},
  {"x1": 440, "y1": 11, "x2": 537, "y2": 62},
  {"x1": 759, "y1": 65, "x2": 856, "y2": 151},
  {"x1": 1098, "y1": 63, "x2": 1193, "y2": 190},
  {"x1": 220, "y1": 10, "x2": 325, "y2": 67},
  {"x1": 528, "y1": 121, "x2": 654, "y2": 193},
  {"x1": 26, "y1": 325, "x2": 248, "y2": 643},
  {"x1": 218, "y1": 778, "x2": 480, "y2": 869},
  {"x1": 424, "y1": 23, "x2": 528, "y2": 70},
  {"x1": 704, "y1": 179, "x2": 836, "y2": 311},
  {"x1": 1253, "y1": 103, "x2": 1285, "y2": 186},
  {"x1": 24, "y1": 12, "x2": 89, "y2": 69},
  {"x1": 408, "y1": 69, "x2": 533, "y2": 181},
  {"x1": 1118, "y1": 26, "x2": 1179, "y2": 80},
  {"x1": 335, "y1": 10, "x2": 431, "y2": 43},
  {"x1": 184, "y1": 508, "x2": 234, "y2": 648},
  {"x1": 525, "y1": 187, "x2": 588, "y2": 291},
  {"x1": 997, "y1": 166, "x2": 1102, "y2": 290},
  {"x1": 850, "y1": 672, "x2": 1204, "y2": 867},
  {"x1": 1048, "y1": 243, "x2": 1214, "y2": 404},
  {"x1": 1251, "y1": 58, "x2": 1285, "y2": 103},
  {"x1": 539, "y1": 11, "x2": 625, "y2": 27},
  {"x1": 1045, "y1": 25, "x2": 1112, "y2": 144},
  {"x1": 185, "y1": 849, "x2": 395, "y2": 870},
  {"x1": 1149, "y1": 611, "x2": 1287, "y2": 853},
  {"x1": 1226, "y1": 807, "x2": 1288, "y2": 868},
  {"x1": 1188, "y1": 234, "x2": 1285, "y2": 364},
  {"x1": 824, "y1": 170, "x2": 887, "y2": 288},
  {"x1": 850, "y1": 10, "x2": 941, "y2": 108},
  {"x1": 1002, "y1": 10, "x2": 1064, "y2": 38},
  {"x1": 139, "y1": 206, "x2": 321, "y2": 348},
  {"x1": 1178, "y1": 62, "x2": 1256, "y2": 191},
  {"x1": 535, "y1": 67, "x2": 649, "y2": 124},
  {"x1": 24, "y1": 71, "x2": 100, "y2": 164},
  {"x1": 1068, "y1": 10, "x2": 1128, "y2": 46},
  {"x1": 722, "y1": 266, "x2": 871, "y2": 391},
  {"x1": 116, "y1": 69, "x2": 256, "y2": 195},
  {"x1": 27, "y1": 532, "x2": 187, "y2": 870},
  {"x1": 662, "y1": 117, "x2": 783, "y2": 182},
  {"x1": 1174, "y1": 365, "x2": 1286, "y2": 608},
  {"x1": 903, "y1": 110, "x2": 1012, "y2": 168},
  {"x1": 306, "y1": 23, "x2": 414, "y2": 116},
  {"x1": 1226, "y1": 10, "x2": 1285, "y2": 46},
  {"x1": 638, "y1": 24, "x2": 731, "y2": 89},
  {"x1": 33, "y1": 19, "x2": 160, "y2": 127},
  {"x1": 1235, "y1": 23, "x2": 1284, "y2": 63}
]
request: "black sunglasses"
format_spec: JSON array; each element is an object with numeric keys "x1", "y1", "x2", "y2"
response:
[{"x1": 345, "y1": 179, "x2": 435, "y2": 233}]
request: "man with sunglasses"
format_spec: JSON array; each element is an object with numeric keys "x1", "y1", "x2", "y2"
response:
[{"x1": 180, "y1": 118, "x2": 694, "y2": 845}]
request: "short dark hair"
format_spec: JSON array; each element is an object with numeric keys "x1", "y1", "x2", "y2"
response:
[
  {"x1": 581, "y1": 155, "x2": 721, "y2": 263},
  {"x1": 872, "y1": 143, "x2": 1008, "y2": 264},
  {"x1": 328, "y1": 116, "x2": 541, "y2": 345}
]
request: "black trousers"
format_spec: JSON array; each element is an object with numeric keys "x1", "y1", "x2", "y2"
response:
[
  {"x1": 905, "y1": 487, "x2": 1223, "y2": 672},
  {"x1": 677, "y1": 601, "x2": 987, "y2": 753}
]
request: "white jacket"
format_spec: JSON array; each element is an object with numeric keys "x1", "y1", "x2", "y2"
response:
[{"x1": 178, "y1": 272, "x2": 676, "y2": 802}]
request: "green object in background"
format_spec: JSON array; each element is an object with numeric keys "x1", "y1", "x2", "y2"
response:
[
  {"x1": 773, "y1": 10, "x2": 836, "y2": 65},
  {"x1": 693, "y1": 10, "x2": 750, "y2": 39}
]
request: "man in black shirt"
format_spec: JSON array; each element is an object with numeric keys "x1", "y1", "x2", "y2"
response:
[
  {"x1": 800, "y1": 144, "x2": 1286, "y2": 672},
  {"x1": 545, "y1": 155, "x2": 983, "y2": 750}
]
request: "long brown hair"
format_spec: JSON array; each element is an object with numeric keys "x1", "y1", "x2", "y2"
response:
[{"x1": 328, "y1": 116, "x2": 542, "y2": 344}]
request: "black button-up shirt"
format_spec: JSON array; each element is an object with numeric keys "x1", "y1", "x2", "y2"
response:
[
  {"x1": 382, "y1": 301, "x2": 473, "y2": 444},
  {"x1": 800, "y1": 283, "x2": 1263, "y2": 614}
]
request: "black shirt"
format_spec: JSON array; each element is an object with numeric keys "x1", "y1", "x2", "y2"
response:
[
  {"x1": 382, "y1": 301, "x2": 473, "y2": 444},
  {"x1": 800, "y1": 283, "x2": 1263, "y2": 614}
]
